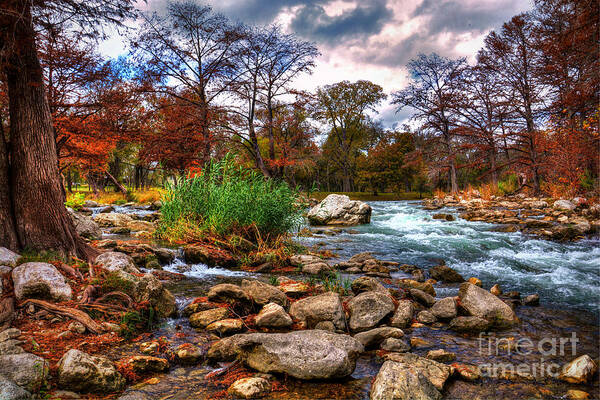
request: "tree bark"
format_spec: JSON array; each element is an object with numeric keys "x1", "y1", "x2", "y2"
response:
[
  {"x1": 3, "y1": 3, "x2": 96, "y2": 260},
  {"x1": 0, "y1": 124, "x2": 19, "y2": 251}
]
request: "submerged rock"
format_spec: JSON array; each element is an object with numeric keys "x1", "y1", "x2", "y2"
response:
[
  {"x1": 228, "y1": 376, "x2": 271, "y2": 399},
  {"x1": 237, "y1": 330, "x2": 364, "y2": 380},
  {"x1": 383, "y1": 352, "x2": 454, "y2": 391},
  {"x1": 370, "y1": 360, "x2": 443, "y2": 400},
  {"x1": 12, "y1": 262, "x2": 72, "y2": 302},
  {"x1": 559, "y1": 355, "x2": 598, "y2": 384},
  {"x1": 429, "y1": 265, "x2": 464, "y2": 283},
  {"x1": 58, "y1": 349, "x2": 125, "y2": 393},
  {"x1": 307, "y1": 194, "x2": 372, "y2": 226}
]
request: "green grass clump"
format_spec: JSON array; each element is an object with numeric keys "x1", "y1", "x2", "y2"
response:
[
  {"x1": 65, "y1": 192, "x2": 85, "y2": 210},
  {"x1": 498, "y1": 174, "x2": 519, "y2": 195},
  {"x1": 156, "y1": 154, "x2": 303, "y2": 244}
]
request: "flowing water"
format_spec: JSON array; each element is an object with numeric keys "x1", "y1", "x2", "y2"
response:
[
  {"x1": 109, "y1": 201, "x2": 599, "y2": 399},
  {"x1": 300, "y1": 201, "x2": 600, "y2": 313}
]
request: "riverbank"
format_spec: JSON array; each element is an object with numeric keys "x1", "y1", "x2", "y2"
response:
[{"x1": 0, "y1": 198, "x2": 598, "y2": 399}]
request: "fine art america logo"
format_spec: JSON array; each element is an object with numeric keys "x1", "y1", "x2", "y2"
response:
[{"x1": 478, "y1": 332, "x2": 579, "y2": 378}]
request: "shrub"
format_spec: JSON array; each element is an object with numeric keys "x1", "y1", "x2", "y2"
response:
[
  {"x1": 156, "y1": 154, "x2": 303, "y2": 244},
  {"x1": 65, "y1": 192, "x2": 85, "y2": 210},
  {"x1": 498, "y1": 174, "x2": 519, "y2": 195}
]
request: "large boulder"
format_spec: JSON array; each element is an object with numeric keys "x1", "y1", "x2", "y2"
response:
[
  {"x1": 347, "y1": 291, "x2": 395, "y2": 332},
  {"x1": 237, "y1": 330, "x2": 363, "y2": 379},
  {"x1": 458, "y1": 283, "x2": 518, "y2": 329},
  {"x1": 0, "y1": 248, "x2": 20, "y2": 267},
  {"x1": 58, "y1": 349, "x2": 125, "y2": 393},
  {"x1": 307, "y1": 194, "x2": 372, "y2": 226},
  {"x1": 12, "y1": 262, "x2": 72, "y2": 301},
  {"x1": 370, "y1": 360, "x2": 442, "y2": 400},
  {"x1": 69, "y1": 210, "x2": 101, "y2": 240},
  {"x1": 241, "y1": 280, "x2": 288, "y2": 308},
  {"x1": 93, "y1": 212, "x2": 133, "y2": 227},
  {"x1": 255, "y1": 303, "x2": 293, "y2": 329},
  {"x1": 0, "y1": 353, "x2": 49, "y2": 392},
  {"x1": 289, "y1": 292, "x2": 346, "y2": 331},
  {"x1": 0, "y1": 375, "x2": 31, "y2": 400},
  {"x1": 95, "y1": 252, "x2": 140, "y2": 274}
]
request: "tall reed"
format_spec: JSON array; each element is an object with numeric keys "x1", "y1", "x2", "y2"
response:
[{"x1": 156, "y1": 154, "x2": 303, "y2": 243}]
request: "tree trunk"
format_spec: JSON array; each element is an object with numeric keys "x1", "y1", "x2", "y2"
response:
[
  {"x1": 449, "y1": 160, "x2": 458, "y2": 193},
  {"x1": 2, "y1": 4, "x2": 96, "y2": 260},
  {"x1": 0, "y1": 121, "x2": 19, "y2": 251},
  {"x1": 248, "y1": 123, "x2": 271, "y2": 178},
  {"x1": 342, "y1": 164, "x2": 351, "y2": 192}
]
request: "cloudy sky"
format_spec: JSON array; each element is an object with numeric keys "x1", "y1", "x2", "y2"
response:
[{"x1": 102, "y1": 0, "x2": 533, "y2": 128}]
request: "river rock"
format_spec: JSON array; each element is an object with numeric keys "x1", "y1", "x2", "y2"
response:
[
  {"x1": 347, "y1": 291, "x2": 395, "y2": 332},
  {"x1": 207, "y1": 335, "x2": 247, "y2": 362},
  {"x1": 175, "y1": 343, "x2": 203, "y2": 364},
  {"x1": 69, "y1": 210, "x2": 101, "y2": 240},
  {"x1": 302, "y1": 262, "x2": 332, "y2": 275},
  {"x1": 126, "y1": 220, "x2": 155, "y2": 233},
  {"x1": 183, "y1": 245, "x2": 237, "y2": 268},
  {"x1": 189, "y1": 308, "x2": 230, "y2": 329},
  {"x1": 409, "y1": 288, "x2": 435, "y2": 307},
  {"x1": 95, "y1": 252, "x2": 140, "y2": 274},
  {"x1": 237, "y1": 330, "x2": 363, "y2": 379},
  {"x1": 554, "y1": 200, "x2": 576, "y2": 211},
  {"x1": 0, "y1": 247, "x2": 20, "y2": 267},
  {"x1": 208, "y1": 284, "x2": 251, "y2": 305},
  {"x1": 430, "y1": 297, "x2": 457, "y2": 320},
  {"x1": 278, "y1": 281, "x2": 310, "y2": 297},
  {"x1": 58, "y1": 349, "x2": 125, "y2": 393},
  {"x1": 370, "y1": 360, "x2": 442, "y2": 400},
  {"x1": 397, "y1": 279, "x2": 436, "y2": 296},
  {"x1": 12, "y1": 262, "x2": 72, "y2": 301},
  {"x1": 383, "y1": 352, "x2": 454, "y2": 390},
  {"x1": 241, "y1": 280, "x2": 288, "y2": 308},
  {"x1": 255, "y1": 303, "x2": 293, "y2": 329},
  {"x1": 523, "y1": 294, "x2": 540, "y2": 306},
  {"x1": 93, "y1": 212, "x2": 133, "y2": 227},
  {"x1": 490, "y1": 284, "x2": 502, "y2": 296},
  {"x1": 353, "y1": 327, "x2": 404, "y2": 348},
  {"x1": 289, "y1": 292, "x2": 346, "y2": 331},
  {"x1": 458, "y1": 282, "x2": 517, "y2": 328},
  {"x1": 228, "y1": 376, "x2": 271, "y2": 399},
  {"x1": 453, "y1": 363, "x2": 481, "y2": 381},
  {"x1": 307, "y1": 194, "x2": 372, "y2": 226},
  {"x1": 448, "y1": 316, "x2": 491, "y2": 333},
  {"x1": 0, "y1": 353, "x2": 49, "y2": 392},
  {"x1": 390, "y1": 300, "x2": 414, "y2": 328},
  {"x1": 426, "y1": 349, "x2": 456, "y2": 362},
  {"x1": 380, "y1": 337, "x2": 411, "y2": 352},
  {"x1": 289, "y1": 254, "x2": 322, "y2": 267},
  {"x1": 124, "y1": 356, "x2": 169, "y2": 373},
  {"x1": 429, "y1": 265, "x2": 464, "y2": 283},
  {"x1": 206, "y1": 318, "x2": 244, "y2": 335},
  {"x1": 559, "y1": 355, "x2": 597, "y2": 383},
  {"x1": 351, "y1": 276, "x2": 388, "y2": 295},
  {"x1": 134, "y1": 274, "x2": 177, "y2": 318},
  {"x1": 417, "y1": 310, "x2": 437, "y2": 324},
  {"x1": 0, "y1": 374, "x2": 31, "y2": 400}
]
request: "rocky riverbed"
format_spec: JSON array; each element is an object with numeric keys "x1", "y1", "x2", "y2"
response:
[{"x1": 0, "y1": 195, "x2": 598, "y2": 400}]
